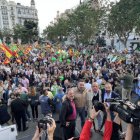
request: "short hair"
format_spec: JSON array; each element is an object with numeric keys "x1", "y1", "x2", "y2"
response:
[
  {"x1": 127, "y1": 69, "x2": 131, "y2": 74},
  {"x1": 15, "y1": 93, "x2": 20, "y2": 98},
  {"x1": 78, "y1": 79, "x2": 85, "y2": 83}
]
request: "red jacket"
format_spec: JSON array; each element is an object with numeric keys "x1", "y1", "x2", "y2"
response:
[{"x1": 80, "y1": 120, "x2": 113, "y2": 140}]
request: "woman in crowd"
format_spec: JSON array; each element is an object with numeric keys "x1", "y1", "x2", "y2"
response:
[{"x1": 28, "y1": 87, "x2": 39, "y2": 120}]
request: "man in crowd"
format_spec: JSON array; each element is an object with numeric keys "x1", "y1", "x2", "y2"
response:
[
  {"x1": 60, "y1": 89, "x2": 76, "y2": 140},
  {"x1": 73, "y1": 79, "x2": 88, "y2": 127},
  {"x1": 11, "y1": 94, "x2": 28, "y2": 132},
  {"x1": 119, "y1": 69, "x2": 134, "y2": 101},
  {"x1": 86, "y1": 82, "x2": 102, "y2": 130}
]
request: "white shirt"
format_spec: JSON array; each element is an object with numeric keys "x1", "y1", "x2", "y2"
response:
[
  {"x1": 104, "y1": 92, "x2": 112, "y2": 106},
  {"x1": 85, "y1": 83, "x2": 91, "y2": 90}
]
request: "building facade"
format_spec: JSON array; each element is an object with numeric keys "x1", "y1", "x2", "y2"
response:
[{"x1": 0, "y1": 0, "x2": 38, "y2": 29}]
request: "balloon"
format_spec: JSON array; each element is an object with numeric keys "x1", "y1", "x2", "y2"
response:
[
  {"x1": 59, "y1": 58, "x2": 63, "y2": 62},
  {"x1": 67, "y1": 59, "x2": 71, "y2": 64},
  {"x1": 59, "y1": 76, "x2": 64, "y2": 81},
  {"x1": 51, "y1": 57, "x2": 56, "y2": 61}
]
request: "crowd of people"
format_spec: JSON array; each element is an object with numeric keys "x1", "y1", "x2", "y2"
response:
[{"x1": 0, "y1": 43, "x2": 140, "y2": 140}]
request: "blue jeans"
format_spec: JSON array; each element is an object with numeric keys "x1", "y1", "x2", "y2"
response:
[{"x1": 76, "y1": 107, "x2": 86, "y2": 127}]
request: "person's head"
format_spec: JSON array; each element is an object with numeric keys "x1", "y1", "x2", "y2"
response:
[
  {"x1": 78, "y1": 79, "x2": 85, "y2": 92},
  {"x1": 85, "y1": 78, "x2": 89, "y2": 83},
  {"x1": 15, "y1": 93, "x2": 20, "y2": 98},
  {"x1": 10, "y1": 93, "x2": 15, "y2": 99},
  {"x1": 66, "y1": 89, "x2": 74, "y2": 101},
  {"x1": 43, "y1": 89, "x2": 48, "y2": 96},
  {"x1": 53, "y1": 81, "x2": 57, "y2": 85},
  {"x1": 0, "y1": 80, "x2": 3, "y2": 86},
  {"x1": 18, "y1": 83, "x2": 23, "y2": 88},
  {"x1": 127, "y1": 69, "x2": 131, "y2": 74},
  {"x1": 22, "y1": 75, "x2": 26, "y2": 79},
  {"x1": 64, "y1": 79, "x2": 69, "y2": 87},
  {"x1": 92, "y1": 82, "x2": 99, "y2": 93},
  {"x1": 57, "y1": 87, "x2": 63, "y2": 94},
  {"x1": 30, "y1": 87, "x2": 36, "y2": 96},
  {"x1": 105, "y1": 83, "x2": 112, "y2": 94}
]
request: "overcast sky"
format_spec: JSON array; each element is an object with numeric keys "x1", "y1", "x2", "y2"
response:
[{"x1": 13, "y1": 0, "x2": 80, "y2": 32}]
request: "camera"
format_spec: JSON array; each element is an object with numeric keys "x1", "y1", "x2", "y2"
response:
[
  {"x1": 105, "y1": 98, "x2": 140, "y2": 125},
  {"x1": 92, "y1": 100, "x2": 107, "y2": 131},
  {"x1": 38, "y1": 115, "x2": 53, "y2": 131}
]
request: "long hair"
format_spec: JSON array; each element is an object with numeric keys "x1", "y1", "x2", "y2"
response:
[{"x1": 30, "y1": 87, "x2": 36, "y2": 96}]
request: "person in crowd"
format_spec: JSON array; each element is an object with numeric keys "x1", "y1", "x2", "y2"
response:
[
  {"x1": 73, "y1": 104, "x2": 134, "y2": 140},
  {"x1": 79, "y1": 104, "x2": 112, "y2": 140},
  {"x1": 7, "y1": 93, "x2": 15, "y2": 123},
  {"x1": 11, "y1": 94, "x2": 28, "y2": 131},
  {"x1": 86, "y1": 82, "x2": 102, "y2": 132},
  {"x1": 39, "y1": 89, "x2": 53, "y2": 116},
  {"x1": 0, "y1": 99, "x2": 11, "y2": 125},
  {"x1": 0, "y1": 80, "x2": 4, "y2": 99},
  {"x1": 21, "y1": 75, "x2": 29, "y2": 89},
  {"x1": 119, "y1": 69, "x2": 134, "y2": 100},
  {"x1": 60, "y1": 89, "x2": 76, "y2": 140},
  {"x1": 20, "y1": 90, "x2": 31, "y2": 121},
  {"x1": 85, "y1": 78, "x2": 92, "y2": 90},
  {"x1": 135, "y1": 74, "x2": 140, "y2": 97},
  {"x1": 102, "y1": 83, "x2": 119, "y2": 103},
  {"x1": 32, "y1": 118, "x2": 56, "y2": 140},
  {"x1": 102, "y1": 82, "x2": 119, "y2": 120},
  {"x1": 16, "y1": 83, "x2": 28, "y2": 94},
  {"x1": 73, "y1": 79, "x2": 88, "y2": 127},
  {"x1": 62, "y1": 79, "x2": 70, "y2": 93},
  {"x1": 54, "y1": 87, "x2": 64, "y2": 113},
  {"x1": 51, "y1": 81, "x2": 59, "y2": 96},
  {"x1": 44, "y1": 87, "x2": 54, "y2": 100},
  {"x1": 28, "y1": 87, "x2": 39, "y2": 120}
]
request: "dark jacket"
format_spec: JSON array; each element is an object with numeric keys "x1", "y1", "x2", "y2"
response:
[
  {"x1": 119, "y1": 73, "x2": 134, "y2": 89},
  {"x1": 11, "y1": 98, "x2": 26, "y2": 114},
  {"x1": 28, "y1": 94, "x2": 39, "y2": 106},
  {"x1": 59, "y1": 98, "x2": 73, "y2": 127},
  {"x1": 101, "y1": 90, "x2": 119, "y2": 102},
  {"x1": 0, "y1": 104, "x2": 11, "y2": 125}
]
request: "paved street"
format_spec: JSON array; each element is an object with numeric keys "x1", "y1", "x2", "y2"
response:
[{"x1": 16, "y1": 93, "x2": 139, "y2": 140}]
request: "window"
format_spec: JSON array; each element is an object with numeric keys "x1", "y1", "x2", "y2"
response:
[
  {"x1": 11, "y1": 11, "x2": 14, "y2": 15},
  {"x1": 18, "y1": 9, "x2": 21, "y2": 14},
  {"x1": 11, "y1": 17, "x2": 15, "y2": 20},
  {"x1": 2, "y1": 10, "x2": 8, "y2": 15},
  {"x1": 2, "y1": 16, "x2": 8, "y2": 20},
  {"x1": 11, "y1": 7, "x2": 13, "y2": 10},
  {"x1": 3, "y1": 20, "x2": 9, "y2": 25},
  {"x1": 19, "y1": 18, "x2": 22, "y2": 24}
]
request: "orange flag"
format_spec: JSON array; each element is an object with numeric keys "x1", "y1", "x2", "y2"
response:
[
  {"x1": 0, "y1": 44, "x2": 13, "y2": 58},
  {"x1": 3, "y1": 58, "x2": 10, "y2": 64}
]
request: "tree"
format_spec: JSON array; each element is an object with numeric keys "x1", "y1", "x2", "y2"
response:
[
  {"x1": 108, "y1": 0, "x2": 139, "y2": 47},
  {"x1": 43, "y1": 18, "x2": 69, "y2": 43},
  {"x1": 13, "y1": 21, "x2": 39, "y2": 44},
  {"x1": 1, "y1": 28, "x2": 13, "y2": 44},
  {"x1": 43, "y1": 1, "x2": 101, "y2": 45},
  {"x1": 13, "y1": 24, "x2": 25, "y2": 42},
  {"x1": 67, "y1": 3, "x2": 100, "y2": 45},
  {"x1": 23, "y1": 20, "x2": 39, "y2": 43}
]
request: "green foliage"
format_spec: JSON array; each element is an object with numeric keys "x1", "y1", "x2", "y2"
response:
[
  {"x1": 13, "y1": 20, "x2": 39, "y2": 43},
  {"x1": 108, "y1": 0, "x2": 140, "y2": 46},
  {"x1": 43, "y1": 2, "x2": 101, "y2": 45}
]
